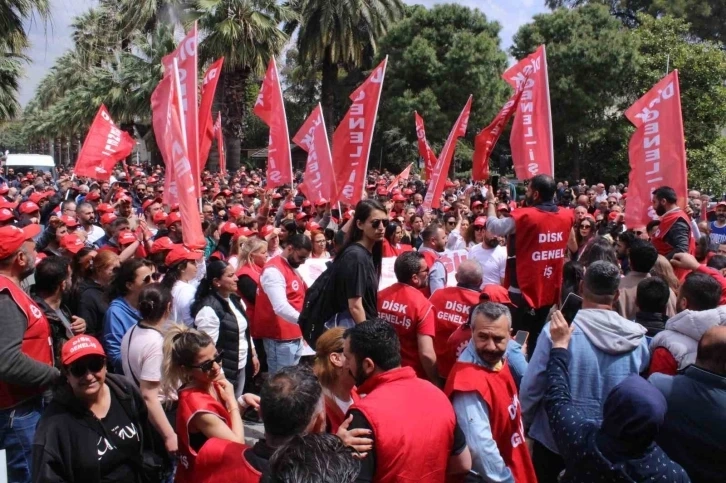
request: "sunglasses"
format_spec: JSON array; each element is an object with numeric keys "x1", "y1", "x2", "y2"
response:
[
  {"x1": 371, "y1": 219, "x2": 389, "y2": 229},
  {"x1": 474, "y1": 226, "x2": 485, "y2": 231},
  {"x1": 68, "y1": 356, "x2": 106, "y2": 378},
  {"x1": 189, "y1": 351, "x2": 224, "y2": 372},
  {"x1": 447, "y1": 221, "x2": 456, "y2": 226},
  {"x1": 580, "y1": 224, "x2": 592, "y2": 229}
]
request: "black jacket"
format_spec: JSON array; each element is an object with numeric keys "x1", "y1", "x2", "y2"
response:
[
  {"x1": 634, "y1": 311, "x2": 668, "y2": 338},
  {"x1": 31, "y1": 373, "x2": 153, "y2": 483},
  {"x1": 192, "y1": 292, "x2": 252, "y2": 389},
  {"x1": 74, "y1": 279, "x2": 108, "y2": 338},
  {"x1": 663, "y1": 217, "x2": 692, "y2": 259}
]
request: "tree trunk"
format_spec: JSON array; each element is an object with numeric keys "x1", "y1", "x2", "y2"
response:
[
  {"x1": 321, "y1": 46, "x2": 337, "y2": 140},
  {"x1": 220, "y1": 67, "x2": 251, "y2": 171}
]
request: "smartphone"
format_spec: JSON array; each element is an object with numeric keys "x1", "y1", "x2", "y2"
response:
[
  {"x1": 491, "y1": 175, "x2": 500, "y2": 194},
  {"x1": 514, "y1": 330, "x2": 529, "y2": 346},
  {"x1": 560, "y1": 293, "x2": 583, "y2": 325}
]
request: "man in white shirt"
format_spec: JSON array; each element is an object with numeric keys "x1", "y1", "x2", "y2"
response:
[
  {"x1": 468, "y1": 220, "x2": 507, "y2": 288},
  {"x1": 76, "y1": 202, "x2": 105, "y2": 246},
  {"x1": 594, "y1": 183, "x2": 608, "y2": 204}
]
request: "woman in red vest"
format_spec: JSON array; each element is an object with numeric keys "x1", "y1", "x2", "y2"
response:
[
  {"x1": 382, "y1": 222, "x2": 413, "y2": 257},
  {"x1": 313, "y1": 327, "x2": 360, "y2": 434}
]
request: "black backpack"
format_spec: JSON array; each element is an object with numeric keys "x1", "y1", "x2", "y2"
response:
[{"x1": 299, "y1": 260, "x2": 337, "y2": 346}]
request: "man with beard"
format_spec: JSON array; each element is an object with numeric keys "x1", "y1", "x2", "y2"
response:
[
  {"x1": 651, "y1": 186, "x2": 694, "y2": 279},
  {"x1": 418, "y1": 222, "x2": 448, "y2": 296},
  {"x1": 0, "y1": 224, "x2": 60, "y2": 483},
  {"x1": 445, "y1": 302, "x2": 536, "y2": 483},
  {"x1": 343, "y1": 320, "x2": 471, "y2": 483},
  {"x1": 376, "y1": 252, "x2": 437, "y2": 383},
  {"x1": 709, "y1": 201, "x2": 726, "y2": 248},
  {"x1": 255, "y1": 234, "x2": 312, "y2": 375},
  {"x1": 412, "y1": 192, "x2": 424, "y2": 217},
  {"x1": 469, "y1": 218, "x2": 506, "y2": 287},
  {"x1": 486, "y1": 174, "x2": 573, "y2": 356},
  {"x1": 76, "y1": 202, "x2": 105, "y2": 246}
]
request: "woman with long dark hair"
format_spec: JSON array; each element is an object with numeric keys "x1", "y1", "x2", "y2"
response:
[
  {"x1": 382, "y1": 221, "x2": 412, "y2": 257},
  {"x1": 568, "y1": 217, "x2": 595, "y2": 261},
  {"x1": 191, "y1": 260, "x2": 257, "y2": 398}
]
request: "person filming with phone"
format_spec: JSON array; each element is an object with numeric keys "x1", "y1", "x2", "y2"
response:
[{"x1": 519, "y1": 261, "x2": 651, "y2": 483}]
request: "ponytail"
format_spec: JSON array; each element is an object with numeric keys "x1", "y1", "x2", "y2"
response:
[{"x1": 161, "y1": 324, "x2": 214, "y2": 401}]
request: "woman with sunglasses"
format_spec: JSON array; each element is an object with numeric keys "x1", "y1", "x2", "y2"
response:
[
  {"x1": 191, "y1": 260, "x2": 257, "y2": 398},
  {"x1": 569, "y1": 217, "x2": 596, "y2": 261},
  {"x1": 162, "y1": 325, "x2": 251, "y2": 483},
  {"x1": 103, "y1": 258, "x2": 154, "y2": 373},
  {"x1": 75, "y1": 250, "x2": 120, "y2": 338},
  {"x1": 33, "y1": 335, "x2": 155, "y2": 483},
  {"x1": 162, "y1": 244, "x2": 205, "y2": 327}
]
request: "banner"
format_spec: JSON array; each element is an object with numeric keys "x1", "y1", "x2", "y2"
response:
[
  {"x1": 423, "y1": 95, "x2": 472, "y2": 210},
  {"x1": 332, "y1": 57, "x2": 388, "y2": 206},
  {"x1": 414, "y1": 112, "x2": 437, "y2": 180},
  {"x1": 162, "y1": 24, "x2": 200, "y2": 196},
  {"x1": 74, "y1": 105, "x2": 135, "y2": 181},
  {"x1": 151, "y1": 75, "x2": 178, "y2": 206},
  {"x1": 293, "y1": 104, "x2": 335, "y2": 202},
  {"x1": 214, "y1": 113, "x2": 226, "y2": 177},
  {"x1": 387, "y1": 163, "x2": 412, "y2": 193},
  {"x1": 624, "y1": 70, "x2": 687, "y2": 228},
  {"x1": 503, "y1": 45, "x2": 554, "y2": 180},
  {"x1": 472, "y1": 87, "x2": 526, "y2": 181},
  {"x1": 199, "y1": 57, "x2": 224, "y2": 172},
  {"x1": 254, "y1": 58, "x2": 293, "y2": 190}
]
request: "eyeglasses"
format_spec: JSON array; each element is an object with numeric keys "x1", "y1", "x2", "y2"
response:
[
  {"x1": 580, "y1": 225, "x2": 592, "y2": 229},
  {"x1": 68, "y1": 356, "x2": 106, "y2": 378},
  {"x1": 315, "y1": 239, "x2": 327, "y2": 244},
  {"x1": 188, "y1": 351, "x2": 224, "y2": 372},
  {"x1": 371, "y1": 219, "x2": 389, "y2": 229}
]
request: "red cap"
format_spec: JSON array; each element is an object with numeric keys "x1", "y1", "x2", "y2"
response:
[
  {"x1": 165, "y1": 211, "x2": 182, "y2": 227},
  {"x1": 84, "y1": 191, "x2": 101, "y2": 201},
  {"x1": 147, "y1": 176, "x2": 158, "y2": 184},
  {"x1": 242, "y1": 187, "x2": 256, "y2": 196},
  {"x1": 18, "y1": 201, "x2": 40, "y2": 215},
  {"x1": 0, "y1": 224, "x2": 41, "y2": 259},
  {"x1": 302, "y1": 200, "x2": 312, "y2": 208},
  {"x1": 480, "y1": 284, "x2": 516, "y2": 307},
  {"x1": 59, "y1": 215, "x2": 79, "y2": 228},
  {"x1": 444, "y1": 179, "x2": 456, "y2": 188},
  {"x1": 220, "y1": 221, "x2": 239, "y2": 235},
  {"x1": 60, "y1": 234, "x2": 85, "y2": 254},
  {"x1": 376, "y1": 187, "x2": 388, "y2": 196},
  {"x1": 117, "y1": 194, "x2": 132, "y2": 204},
  {"x1": 471, "y1": 201, "x2": 483, "y2": 208},
  {"x1": 306, "y1": 221, "x2": 321, "y2": 232},
  {"x1": 96, "y1": 203, "x2": 114, "y2": 214},
  {"x1": 608, "y1": 211, "x2": 620, "y2": 222},
  {"x1": 221, "y1": 189, "x2": 232, "y2": 197},
  {"x1": 170, "y1": 203, "x2": 180, "y2": 212},
  {"x1": 366, "y1": 184, "x2": 376, "y2": 190},
  {"x1": 283, "y1": 201, "x2": 297, "y2": 211},
  {"x1": 0, "y1": 208, "x2": 14, "y2": 222},
  {"x1": 392, "y1": 194, "x2": 406, "y2": 202},
  {"x1": 153, "y1": 211, "x2": 168, "y2": 224},
  {"x1": 0, "y1": 185, "x2": 8, "y2": 195},
  {"x1": 315, "y1": 198, "x2": 328, "y2": 207},
  {"x1": 100, "y1": 213, "x2": 117, "y2": 225},
  {"x1": 391, "y1": 189, "x2": 402, "y2": 196},
  {"x1": 295, "y1": 212, "x2": 309, "y2": 221},
  {"x1": 165, "y1": 244, "x2": 204, "y2": 266},
  {"x1": 0, "y1": 200, "x2": 17, "y2": 210},
  {"x1": 141, "y1": 198, "x2": 162, "y2": 212},
  {"x1": 496, "y1": 203, "x2": 510, "y2": 212},
  {"x1": 272, "y1": 193, "x2": 283, "y2": 200},
  {"x1": 259, "y1": 225, "x2": 279, "y2": 239},
  {"x1": 150, "y1": 237, "x2": 174, "y2": 254},
  {"x1": 61, "y1": 335, "x2": 106, "y2": 366},
  {"x1": 28, "y1": 192, "x2": 49, "y2": 204},
  {"x1": 117, "y1": 230, "x2": 138, "y2": 246},
  {"x1": 236, "y1": 227, "x2": 257, "y2": 239},
  {"x1": 716, "y1": 201, "x2": 726, "y2": 208},
  {"x1": 228, "y1": 205, "x2": 245, "y2": 219},
  {"x1": 403, "y1": 189, "x2": 414, "y2": 196},
  {"x1": 474, "y1": 216, "x2": 487, "y2": 227},
  {"x1": 343, "y1": 209, "x2": 355, "y2": 221}
]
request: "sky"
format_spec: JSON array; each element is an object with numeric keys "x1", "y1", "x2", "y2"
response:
[{"x1": 18, "y1": 0, "x2": 549, "y2": 107}]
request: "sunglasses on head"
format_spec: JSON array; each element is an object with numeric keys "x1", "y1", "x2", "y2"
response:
[
  {"x1": 189, "y1": 351, "x2": 224, "y2": 372},
  {"x1": 371, "y1": 219, "x2": 389, "y2": 229},
  {"x1": 68, "y1": 356, "x2": 106, "y2": 378}
]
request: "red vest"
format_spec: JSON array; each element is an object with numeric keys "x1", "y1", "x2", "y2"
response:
[
  {"x1": 377, "y1": 283, "x2": 435, "y2": 378},
  {"x1": 419, "y1": 249, "x2": 447, "y2": 298},
  {"x1": 445, "y1": 362, "x2": 537, "y2": 483},
  {"x1": 254, "y1": 256, "x2": 306, "y2": 340},
  {"x1": 353, "y1": 367, "x2": 456, "y2": 483},
  {"x1": 235, "y1": 263, "x2": 261, "y2": 337},
  {"x1": 429, "y1": 286, "x2": 480, "y2": 363},
  {"x1": 440, "y1": 325, "x2": 472, "y2": 379},
  {"x1": 194, "y1": 438, "x2": 261, "y2": 483},
  {"x1": 382, "y1": 239, "x2": 413, "y2": 258},
  {"x1": 0, "y1": 276, "x2": 53, "y2": 409},
  {"x1": 324, "y1": 389, "x2": 361, "y2": 434},
  {"x1": 652, "y1": 209, "x2": 695, "y2": 280},
  {"x1": 175, "y1": 386, "x2": 231, "y2": 483},
  {"x1": 511, "y1": 207, "x2": 573, "y2": 308}
]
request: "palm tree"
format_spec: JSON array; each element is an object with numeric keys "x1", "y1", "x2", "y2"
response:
[
  {"x1": 284, "y1": 0, "x2": 404, "y2": 134},
  {"x1": 193, "y1": 0, "x2": 296, "y2": 170}
]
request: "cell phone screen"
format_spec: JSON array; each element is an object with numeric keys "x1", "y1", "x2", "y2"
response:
[
  {"x1": 514, "y1": 330, "x2": 529, "y2": 346},
  {"x1": 560, "y1": 293, "x2": 583, "y2": 325}
]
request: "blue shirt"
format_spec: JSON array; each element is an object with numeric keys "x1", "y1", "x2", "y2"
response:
[
  {"x1": 103, "y1": 297, "x2": 141, "y2": 374},
  {"x1": 709, "y1": 221, "x2": 726, "y2": 245}
]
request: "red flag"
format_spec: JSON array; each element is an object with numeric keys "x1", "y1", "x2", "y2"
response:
[
  {"x1": 423, "y1": 95, "x2": 472, "y2": 210},
  {"x1": 199, "y1": 58, "x2": 224, "y2": 172},
  {"x1": 74, "y1": 105, "x2": 135, "y2": 181},
  {"x1": 414, "y1": 112, "x2": 437, "y2": 180},
  {"x1": 254, "y1": 58, "x2": 293, "y2": 189},
  {"x1": 472, "y1": 87, "x2": 526, "y2": 181},
  {"x1": 293, "y1": 104, "x2": 336, "y2": 202},
  {"x1": 162, "y1": 24, "x2": 200, "y2": 196},
  {"x1": 151, "y1": 74, "x2": 178, "y2": 206},
  {"x1": 332, "y1": 57, "x2": 388, "y2": 205},
  {"x1": 503, "y1": 45, "x2": 554, "y2": 179},
  {"x1": 387, "y1": 163, "x2": 413, "y2": 193},
  {"x1": 214, "y1": 113, "x2": 226, "y2": 177},
  {"x1": 624, "y1": 70, "x2": 687, "y2": 228}
]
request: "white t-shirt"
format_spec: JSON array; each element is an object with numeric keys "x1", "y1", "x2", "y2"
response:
[
  {"x1": 85, "y1": 224, "x2": 106, "y2": 245},
  {"x1": 121, "y1": 324, "x2": 164, "y2": 398},
  {"x1": 469, "y1": 243, "x2": 507, "y2": 288},
  {"x1": 171, "y1": 280, "x2": 197, "y2": 327}
]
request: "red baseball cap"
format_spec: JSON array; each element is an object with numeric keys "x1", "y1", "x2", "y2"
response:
[
  {"x1": 302, "y1": 200, "x2": 312, "y2": 208},
  {"x1": 0, "y1": 208, "x2": 14, "y2": 222},
  {"x1": 165, "y1": 244, "x2": 204, "y2": 267},
  {"x1": 165, "y1": 211, "x2": 182, "y2": 227},
  {"x1": 444, "y1": 179, "x2": 456, "y2": 188},
  {"x1": 153, "y1": 211, "x2": 168, "y2": 224},
  {"x1": 242, "y1": 187, "x2": 256, "y2": 196},
  {"x1": 228, "y1": 205, "x2": 245, "y2": 219},
  {"x1": 376, "y1": 187, "x2": 388, "y2": 196},
  {"x1": 84, "y1": 191, "x2": 101, "y2": 201},
  {"x1": 236, "y1": 227, "x2": 258, "y2": 239},
  {"x1": 141, "y1": 198, "x2": 162, "y2": 212},
  {"x1": 716, "y1": 201, "x2": 726, "y2": 208},
  {"x1": 471, "y1": 201, "x2": 483, "y2": 208},
  {"x1": 28, "y1": 192, "x2": 48, "y2": 205},
  {"x1": 0, "y1": 200, "x2": 17, "y2": 210},
  {"x1": 220, "y1": 221, "x2": 239, "y2": 235},
  {"x1": 315, "y1": 198, "x2": 328, "y2": 207},
  {"x1": 403, "y1": 189, "x2": 414, "y2": 196},
  {"x1": 259, "y1": 225, "x2": 279, "y2": 239},
  {"x1": 59, "y1": 215, "x2": 79, "y2": 228},
  {"x1": 61, "y1": 335, "x2": 106, "y2": 366},
  {"x1": 60, "y1": 234, "x2": 84, "y2": 254},
  {"x1": 283, "y1": 201, "x2": 297, "y2": 211},
  {"x1": 295, "y1": 212, "x2": 309, "y2": 221},
  {"x1": 117, "y1": 230, "x2": 138, "y2": 246},
  {"x1": 18, "y1": 201, "x2": 40, "y2": 215},
  {"x1": 272, "y1": 193, "x2": 283, "y2": 200},
  {"x1": 100, "y1": 213, "x2": 117, "y2": 225},
  {"x1": 480, "y1": 284, "x2": 516, "y2": 307},
  {"x1": 96, "y1": 203, "x2": 114, "y2": 214},
  {"x1": 306, "y1": 221, "x2": 321, "y2": 232},
  {"x1": 150, "y1": 237, "x2": 174, "y2": 254},
  {"x1": 474, "y1": 216, "x2": 487, "y2": 227},
  {"x1": 496, "y1": 203, "x2": 510, "y2": 212},
  {"x1": 392, "y1": 194, "x2": 406, "y2": 202},
  {"x1": 0, "y1": 224, "x2": 41, "y2": 259}
]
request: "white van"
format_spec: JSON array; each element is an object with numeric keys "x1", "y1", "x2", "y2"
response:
[{"x1": 3, "y1": 154, "x2": 58, "y2": 179}]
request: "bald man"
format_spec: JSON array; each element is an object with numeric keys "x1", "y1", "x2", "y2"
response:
[
  {"x1": 429, "y1": 260, "x2": 483, "y2": 377},
  {"x1": 649, "y1": 325, "x2": 726, "y2": 482}
]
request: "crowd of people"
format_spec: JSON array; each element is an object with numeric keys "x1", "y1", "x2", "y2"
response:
[{"x1": 0, "y1": 163, "x2": 724, "y2": 483}]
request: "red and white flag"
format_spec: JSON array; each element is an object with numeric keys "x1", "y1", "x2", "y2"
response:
[
  {"x1": 254, "y1": 58, "x2": 293, "y2": 190},
  {"x1": 624, "y1": 70, "x2": 687, "y2": 228},
  {"x1": 423, "y1": 95, "x2": 472, "y2": 210},
  {"x1": 332, "y1": 57, "x2": 388, "y2": 206},
  {"x1": 387, "y1": 163, "x2": 412, "y2": 193},
  {"x1": 472, "y1": 87, "x2": 526, "y2": 181},
  {"x1": 503, "y1": 45, "x2": 554, "y2": 179},
  {"x1": 214, "y1": 113, "x2": 226, "y2": 177},
  {"x1": 74, "y1": 105, "x2": 135, "y2": 181},
  {"x1": 414, "y1": 112, "x2": 437, "y2": 180},
  {"x1": 293, "y1": 104, "x2": 335, "y2": 202},
  {"x1": 162, "y1": 24, "x2": 200, "y2": 196},
  {"x1": 198, "y1": 58, "x2": 224, "y2": 173}
]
